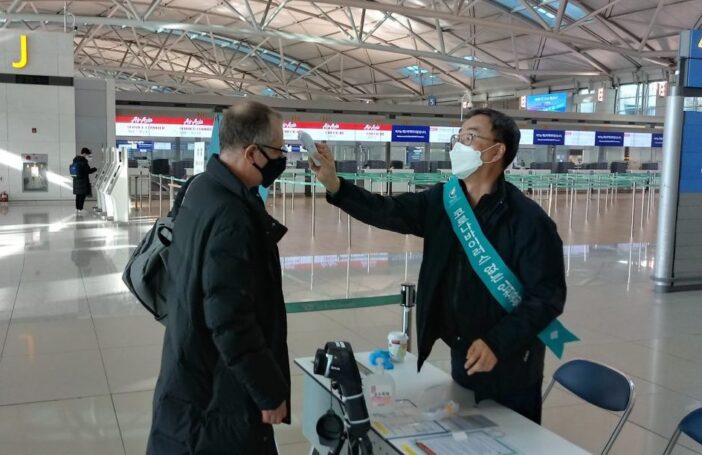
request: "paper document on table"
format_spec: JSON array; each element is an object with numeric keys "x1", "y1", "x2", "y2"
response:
[
  {"x1": 438, "y1": 414, "x2": 498, "y2": 432},
  {"x1": 371, "y1": 400, "x2": 446, "y2": 440},
  {"x1": 415, "y1": 431, "x2": 516, "y2": 455}
]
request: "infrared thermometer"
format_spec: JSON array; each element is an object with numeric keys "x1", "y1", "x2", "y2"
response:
[{"x1": 299, "y1": 131, "x2": 321, "y2": 166}]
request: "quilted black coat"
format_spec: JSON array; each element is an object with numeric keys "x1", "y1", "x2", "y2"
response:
[{"x1": 147, "y1": 155, "x2": 290, "y2": 454}]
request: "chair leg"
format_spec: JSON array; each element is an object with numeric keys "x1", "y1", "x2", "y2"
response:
[
  {"x1": 542, "y1": 378, "x2": 556, "y2": 405},
  {"x1": 662, "y1": 429, "x2": 681, "y2": 455},
  {"x1": 601, "y1": 401, "x2": 634, "y2": 455}
]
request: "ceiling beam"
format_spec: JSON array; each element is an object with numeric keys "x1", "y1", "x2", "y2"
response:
[
  {"x1": 0, "y1": 12, "x2": 618, "y2": 74},
  {"x1": 637, "y1": 0, "x2": 666, "y2": 51},
  {"x1": 0, "y1": 7, "x2": 675, "y2": 59},
  {"x1": 308, "y1": 0, "x2": 674, "y2": 57}
]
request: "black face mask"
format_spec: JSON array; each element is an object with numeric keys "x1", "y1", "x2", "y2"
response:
[{"x1": 253, "y1": 146, "x2": 287, "y2": 187}]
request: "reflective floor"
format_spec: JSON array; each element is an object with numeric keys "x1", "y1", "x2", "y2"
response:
[{"x1": 0, "y1": 202, "x2": 700, "y2": 455}]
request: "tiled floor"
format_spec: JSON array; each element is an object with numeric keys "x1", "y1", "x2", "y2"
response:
[{"x1": 0, "y1": 193, "x2": 699, "y2": 455}]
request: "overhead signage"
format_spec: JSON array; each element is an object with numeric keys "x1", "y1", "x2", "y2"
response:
[
  {"x1": 565, "y1": 130, "x2": 596, "y2": 147},
  {"x1": 519, "y1": 129, "x2": 534, "y2": 145},
  {"x1": 392, "y1": 125, "x2": 430, "y2": 143},
  {"x1": 595, "y1": 131, "x2": 624, "y2": 147},
  {"x1": 623, "y1": 132, "x2": 652, "y2": 148},
  {"x1": 12, "y1": 34, "x2": 28, "y2": 69},
  {"x1": 429, "y1": 126, "x2": 460, "y2": 143},
  {"x1": 652, "y1": 133, "x2": 664, "y2": 148},
  {"x1": 283, "y1": 122, "x2": 392, "y2": 142},
  {"x1": 526, "y1": 93, "x2": 568, "y2": 112},
  {"x1": 116, "y1": 116, "x2": 214, "y2": 138},
  {"x1": 533, "y1": 130, "x2": 565, "y2": 145}
]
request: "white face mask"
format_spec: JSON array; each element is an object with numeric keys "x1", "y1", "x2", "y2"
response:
[{"x1": 449, "y1": 142, "x2": 499, "y2": 179}]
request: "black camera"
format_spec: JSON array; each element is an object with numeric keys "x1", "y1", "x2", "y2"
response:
[{"x1": 314, "y1": 341, "x2": 372, "y2": 453}]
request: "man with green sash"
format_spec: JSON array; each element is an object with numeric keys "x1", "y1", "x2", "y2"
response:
[{"x1": 310, "y1": 108, "x2": 576, "y2": 424}]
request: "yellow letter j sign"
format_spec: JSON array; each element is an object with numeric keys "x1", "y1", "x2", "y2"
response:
[{"x1": 12, "y1": 34, "x2": 28, "y2": 69}]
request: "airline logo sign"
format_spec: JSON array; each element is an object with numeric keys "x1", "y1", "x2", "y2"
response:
[
  {"x1": 355, "y1": 124, "x2": 392, "y2": 142},
  {"x1": 116, "y1": 116, "x2": 214, "y2": 138},
  {"x1": 283, "y1": 122, "x2": 391, "y2": 142}
]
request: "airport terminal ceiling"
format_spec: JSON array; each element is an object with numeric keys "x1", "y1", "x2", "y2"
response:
[{"x1": 0, "y1": 0, "x2": 700, "y2": 103}]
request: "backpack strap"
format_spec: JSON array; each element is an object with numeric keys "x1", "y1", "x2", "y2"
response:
[{"x1": 168, "y1": 174, "x2": 201, "y2": 220}]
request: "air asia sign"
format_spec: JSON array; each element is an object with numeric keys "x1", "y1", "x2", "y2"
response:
[
  {"x1": 11, "y1": 34, "x2": 28, "y2": 69},
  {"x1": 116, "y1": 116, "x2": 214, "y2": 138},
  {"x1": 282, "y1": 122, "x2": 392, "y2": 142}
]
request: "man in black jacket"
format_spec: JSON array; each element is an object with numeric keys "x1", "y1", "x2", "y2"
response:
[
  {"x1": 147, "y1": 101, "x2": 290, "y2": 454},
  {"x1": 71, "y1": 147, "x2": 97, "y2": 213},
  {"x1": 310, "y1": 109, "x2": 566, "y2": 424}
]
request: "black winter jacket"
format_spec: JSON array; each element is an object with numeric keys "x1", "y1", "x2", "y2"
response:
[
  {"x1": 327, "y1": 176, "x2": 566, "y2": 400},
  {"x1": 147, "y1": 156, "x2": 290, "y2": 454},
  {"x1": 71, "y1": 156, "x2": 97, "y2": 196}
]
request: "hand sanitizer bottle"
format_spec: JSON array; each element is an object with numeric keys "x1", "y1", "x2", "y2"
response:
[{"x1": 364, "y1": 361, "x2": 396, "y2": 415}]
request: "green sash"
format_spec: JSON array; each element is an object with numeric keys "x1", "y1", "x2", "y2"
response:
[{"x1": 443, "y1": 176, "x2": 578, "y2": 358}]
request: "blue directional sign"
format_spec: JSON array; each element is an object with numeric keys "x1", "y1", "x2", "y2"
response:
[
  {"x1": 533, "y1": 130, "x2": 565, "y2": 145},
  {"x1": 652, "y1": 133, "x2": 664, "y2": 148},
  {"x1": 392, "y1": 125, "x2": 430, "y2": 143},
  {"x1": 595, "y1": 132, "x2": 624, "y2": 147}
]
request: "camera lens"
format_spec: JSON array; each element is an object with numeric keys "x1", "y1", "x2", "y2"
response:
[{"x1": 313, "y1": 348, "x2": 327, "y2": 376}]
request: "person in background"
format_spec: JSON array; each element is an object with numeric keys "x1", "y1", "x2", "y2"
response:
[
  {"x1": 72, "y1": 147, "x2": 97, "y2": 214},
  {"x1": 310, "y1": 108, "x2": 568, "y2": 424},
  {"x1": 147, "y1": 101, "x2": 290, "y2": 454}
]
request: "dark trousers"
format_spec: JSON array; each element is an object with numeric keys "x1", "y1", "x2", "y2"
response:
[
  {"x1": 450, "y1": 349, "x2": 542, "y2": 424},
  {"x1": 75, "y1": 194, "x2": 87, "y2": 210}
]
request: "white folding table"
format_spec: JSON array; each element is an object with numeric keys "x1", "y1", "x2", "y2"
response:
[{"x1": 295, "y1": 352, "x2": 590, "y2": 455}]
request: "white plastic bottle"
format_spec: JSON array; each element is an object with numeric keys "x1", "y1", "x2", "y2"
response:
[{"x1": 363, "y1": 363, "x2": 396, "y2": 415}]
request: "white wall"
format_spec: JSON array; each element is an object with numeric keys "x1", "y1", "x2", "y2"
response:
[{"x1": 0, "y1": 30, "x2": 76, "y2": 201}]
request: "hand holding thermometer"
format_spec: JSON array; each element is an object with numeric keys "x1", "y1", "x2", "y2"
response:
[{"x1": 298, "y1": 131, "x2": 321, "y2": 166}]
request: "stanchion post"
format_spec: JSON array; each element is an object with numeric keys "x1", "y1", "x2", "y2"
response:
[
  {"x1": 400, "y1": 283, "x2": 416, "y2": 353},
  {"x1": 311, "y1": 174, "x2": 316, "y2": 238},
  {"x1": 585, "y1": 183, "x2": 590, "y2": 223},
  {"x1": 630, "y1": 181, "x2": 637, "y2": 241},
  {"x1": 640, "y1": 182, "x2": 646, "y2": 230},
  {"x1": 291, "y1": 174, "x2": 295, "y2": 212},
  {"x1": 158, "y1": 175, "x2": 163, "y2": 217},
  {"x1": 169, "y1": 176, "x2": 175, "y2": 210}
]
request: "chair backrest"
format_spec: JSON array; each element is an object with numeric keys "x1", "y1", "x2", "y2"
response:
[
  {"x1": 680, "y1": 408, "x2": 702, "y2": 445},
  {"x1": 553, "y1": 359, "x2": 634, "y2": 412}
]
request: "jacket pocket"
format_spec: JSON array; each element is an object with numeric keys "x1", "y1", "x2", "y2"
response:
[
  {"x1": 195, "y1": 410, "x2": 272, "y2": 454},
  {"x1": 150, "y1": 395, "x2": 203, "y2": 453}
]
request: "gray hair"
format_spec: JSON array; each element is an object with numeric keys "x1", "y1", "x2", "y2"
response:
[{"x1": 219, "y1": 101, "x2": 282, "y2": 154}]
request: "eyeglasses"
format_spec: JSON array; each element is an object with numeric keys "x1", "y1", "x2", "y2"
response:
[
  {"x1": 450, "y1": 132, "x2": 496, "y2": 146},
  {"x1": 255, "y1": 143, "x2": 287, "y2": 158}
]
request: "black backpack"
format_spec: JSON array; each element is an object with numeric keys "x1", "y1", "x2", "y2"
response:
[
  {"x1": 69, "y1": 162, "x2": 81, "y2": 178},
  {"x1": 122, "y1": 175, "x2": 199, "y2": 324}
]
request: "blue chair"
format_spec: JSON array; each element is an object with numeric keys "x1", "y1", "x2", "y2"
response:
[
  {"x1": 542, "y1": 359, "x2": 636, "y2": 455},
  {"x1": 663, "y1": 407, "x2": 702, "y2": 454}
]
